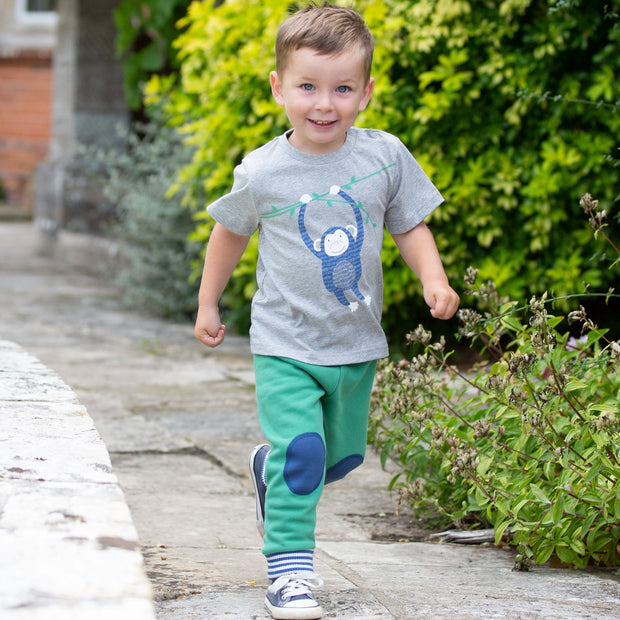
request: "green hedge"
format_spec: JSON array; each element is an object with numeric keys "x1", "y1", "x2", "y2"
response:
[
  {"x1": 114, "y1": 0, "x2": 191, "y2": 110},
  {"x1": 146, "y1": 0, "x2": 620, "y2": 338}
]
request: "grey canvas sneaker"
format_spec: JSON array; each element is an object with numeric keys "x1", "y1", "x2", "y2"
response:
[
  {"x1": 265, "y1": 573, "x2": 323, "y2": 619},
  {"x1": 249, "y1": 444, "x2": 269, "y2": 536}
]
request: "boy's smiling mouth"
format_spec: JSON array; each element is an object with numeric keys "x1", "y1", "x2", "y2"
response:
[{"x1": 309, "y1": 119, "x2": 337, "y2": 127}]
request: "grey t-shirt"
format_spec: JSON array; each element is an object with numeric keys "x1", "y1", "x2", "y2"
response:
[{"x1": 207, "y1": 127, "x2": 443, "y2": 365}]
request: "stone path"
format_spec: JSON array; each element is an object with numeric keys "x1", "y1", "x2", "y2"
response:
[{"x1": 2, "y1": 221, "x2": 620, "y2": 619}]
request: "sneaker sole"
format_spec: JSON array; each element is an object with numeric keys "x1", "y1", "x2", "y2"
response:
[
  {"x1": 249, "y1": 444, "x2": 267, "y2": 537},
  {"x1": 265, "y1": 598, "x2": 323, "y2": 620}
]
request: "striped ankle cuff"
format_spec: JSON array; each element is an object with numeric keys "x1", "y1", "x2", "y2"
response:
[{"x1": 266, "y1": 550, "x2": 314, "y2": 580}]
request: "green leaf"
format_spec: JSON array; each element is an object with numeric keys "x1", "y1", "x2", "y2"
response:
[
  {"x1": 581, "y1": 512, "x2": 599, "y2": 538},
  {"x1": 535, "y1": 543, "x2": 555, "y2": 565},
  {"x1": 564, "y1": 380, "x2": 589, "y2": 392},
  {"x1": 568, "y1": 538, "x2": 586, "y2": 557},
  {"x1": 500, "y1": 315, "x2": 523, "y2": 333},
  {"x1": 552, "y1": 496, "x2": 565, "y2": 524},
  {"x1": 529, "y1": 483, "x2": 551, "y2": 505},
  {"x1": 495, "y1": 518, "x2": 512, "y2": 544},
  {"x1": 555, "y1": 544, "x2": 576, "y2": 565},
  {"x1": 513, "y1": 498, "x2": 530, "y2": 517},
  {"x1": 584, "y1": 460, "x2": 602, "y2": 483},
  {"x1": 547, "y1": 315, "x2": 564, "y2": 328}
]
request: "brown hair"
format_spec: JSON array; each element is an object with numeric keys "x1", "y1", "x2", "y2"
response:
[{"x1": 275, "y1": 2, "x2": 374, "y2": 81}]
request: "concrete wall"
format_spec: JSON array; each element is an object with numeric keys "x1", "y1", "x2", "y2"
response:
[{"x1": 35, "y1": 0, "x2": 127, "y2": 253}]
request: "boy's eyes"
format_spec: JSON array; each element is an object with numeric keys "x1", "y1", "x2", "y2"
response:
[{"x1": 299, "y1": 84, "x2": 351, "y2": 93}]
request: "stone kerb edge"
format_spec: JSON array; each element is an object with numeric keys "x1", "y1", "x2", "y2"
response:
[{"x1": 0, "y1": 340, "x2": 155, "y2": 618}]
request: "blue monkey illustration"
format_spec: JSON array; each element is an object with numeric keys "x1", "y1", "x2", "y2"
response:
[{"x1": 298, "y1": 186, "x2": 371, "y2": 311}]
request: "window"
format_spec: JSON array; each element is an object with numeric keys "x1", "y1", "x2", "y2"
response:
[
  {"x1": 27, "y1": 0, "x2": 57, "y2": 10},
  {"x1": 15, "y1": 0, "x2": 58, "y2": 24}
]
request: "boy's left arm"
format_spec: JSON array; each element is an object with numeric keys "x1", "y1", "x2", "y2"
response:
[{"x1": 392, "y1": 221, "x2": 460, "y2": 320}]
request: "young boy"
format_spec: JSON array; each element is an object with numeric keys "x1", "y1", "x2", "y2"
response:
[{"x1": 194, "y1": 3, "x2": 459, "y2": 618}]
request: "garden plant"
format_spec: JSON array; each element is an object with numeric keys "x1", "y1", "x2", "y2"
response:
[
  {"x1": 88, "y1": 118, "x2": 203, "y2": 320},
  {"x1": 369, "y1": 194, "x2": 619, "y2": 571}
]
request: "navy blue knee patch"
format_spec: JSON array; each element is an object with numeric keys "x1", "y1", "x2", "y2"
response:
[
  {"x1": 325, "y1": 454, "x2": 363, "y2": 484},
  {"x1": 283, "y1": 432, "x2": 325, "y2": 495}
]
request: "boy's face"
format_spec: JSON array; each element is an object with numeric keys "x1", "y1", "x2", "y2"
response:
[{"x1": 270, "y1": 47, "x2": 374, "y2": 155}]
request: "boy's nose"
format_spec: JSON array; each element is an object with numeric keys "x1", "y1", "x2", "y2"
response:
[{"x1": 315, "y1": 91, "x2": 334, "y2": 111}]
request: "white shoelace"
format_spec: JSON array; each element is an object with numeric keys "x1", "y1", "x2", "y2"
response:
[{"x1": 268, "y1": 573, "x2": 324, "y2": 600}]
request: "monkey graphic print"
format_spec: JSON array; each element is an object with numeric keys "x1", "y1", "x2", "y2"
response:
[{"x1": 298, "y1": 186, "x2": 370, "y2": 312}]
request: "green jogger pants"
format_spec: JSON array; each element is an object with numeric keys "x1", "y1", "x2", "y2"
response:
[{"x1": 253, "y1": 355, "x2": 377, "y2": 556}]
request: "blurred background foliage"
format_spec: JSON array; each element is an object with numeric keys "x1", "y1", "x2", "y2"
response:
[
  {"x1": 114, "y1": 0, "x2": 192, "y2": 112},
  {"x1": 114, "y1": 0, "x2": 619, "y2": 345},
  {"x1": 89, "y1": 117, "x2": 204, "y2": 321}
]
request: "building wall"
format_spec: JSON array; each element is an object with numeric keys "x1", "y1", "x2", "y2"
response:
[
  {"x1": 0, "y1": 51, "x2": 53, "y2": 208},
  {"x1": 0, "y1": 0, "x2": 56, "y2": 210}
]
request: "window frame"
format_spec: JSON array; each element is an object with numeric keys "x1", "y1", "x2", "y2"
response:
[{"x1": 14, "y1": 0, "x2": 58, "y2": 25}]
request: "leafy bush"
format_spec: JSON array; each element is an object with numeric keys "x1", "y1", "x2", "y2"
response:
[
  {"x1": 362, "y1": 0, "x2": 620, "y2": 335},
  {"x1": 89, "y1": 120, "x2": 203, "y2": 321},
  {"x1": 146, "y1": 0, "x2": 620, "y2": 340},
  {"x1": 369, "y1": 194, "x2": 619, "y2": 571},
  {"x1": 114, "y1": 0, "x2": 192, "y2": 110}
]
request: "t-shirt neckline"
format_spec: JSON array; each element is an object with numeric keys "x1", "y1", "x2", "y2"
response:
[{"x1": 278, "y1": 127, "x2": 358, "y2": 164}]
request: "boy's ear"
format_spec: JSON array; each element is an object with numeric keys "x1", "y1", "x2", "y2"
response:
[
  {"x1": 358, "y1": 77, "x2": 375, "y2": 112},
  {"x1": 270, "y1": 71, "x2": 285, "y2": 107}
]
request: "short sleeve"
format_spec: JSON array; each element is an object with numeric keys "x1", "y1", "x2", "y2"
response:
[
  {"x1": 383, "y1": 139, "x2": 444, "y2": 235},
  {"x1": 206, "y1": 162, "x2": 260, "y2": 236}
]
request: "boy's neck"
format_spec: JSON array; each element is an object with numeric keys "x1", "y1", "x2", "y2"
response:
[{"x1": 287, "y1": 129, "x2": 348, "y2": 154}]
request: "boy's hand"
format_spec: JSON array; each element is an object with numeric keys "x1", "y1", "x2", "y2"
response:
[
  {"x1": 392, "y1": 223, "x2": 459, "y2": 321},
  {"x1": 423, "y1": 281, "x2": 460, "y2": 320},
  {"x1": 195, "y1": 305, "x2": 226, "y2": 348}
]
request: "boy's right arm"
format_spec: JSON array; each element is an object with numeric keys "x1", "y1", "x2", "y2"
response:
[{"x1": 194, "y1": 222, "x2": 251, "y2": 348}]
